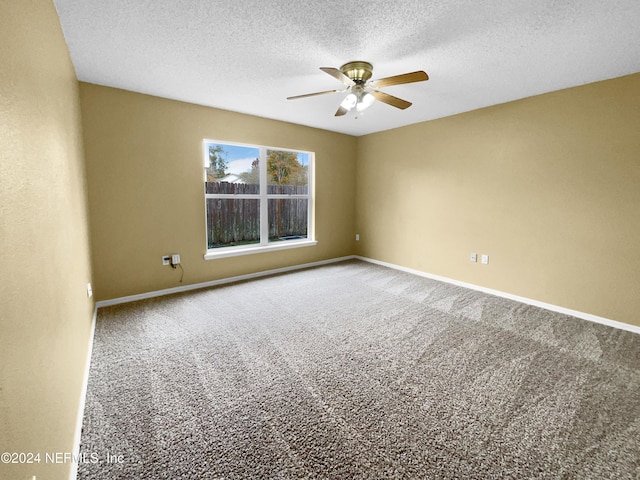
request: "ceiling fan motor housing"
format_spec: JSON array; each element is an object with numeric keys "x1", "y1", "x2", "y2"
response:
[{"x1": 340, "y1": 61, "x2": 373, "y2": 85}]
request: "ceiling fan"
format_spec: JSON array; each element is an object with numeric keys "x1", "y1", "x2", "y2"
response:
[{"x1": 287, "y1": 61, "x2": 429, "y2": 117}]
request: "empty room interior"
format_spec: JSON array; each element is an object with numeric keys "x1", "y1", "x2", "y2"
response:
[{"x1": 2, "y1": 1, "x2": 639, "y2": 479}]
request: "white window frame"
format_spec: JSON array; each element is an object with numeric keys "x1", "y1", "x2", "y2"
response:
[{"x1": 203, "y1": 139, "x2": 316, "y2": 260}]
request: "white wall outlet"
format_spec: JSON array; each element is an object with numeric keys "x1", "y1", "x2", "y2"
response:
[
  {"x1": 87, "y1": 283, "x2": 93, "y2": 298},
  {"x1": 355, "y1": 234, "x2": 360, "y2": 241},
  {"x1": 171, "y1": 254, "x2": 181, "y2": 265},
  {"x1": 481, "y1": 254, "x2": 489, "y2": 265},
  {"x1": 162, "y1": 255, "x2": 170, "y2": 266},
  {"x1": 470, "y1": 252, "x2": 477, "y2": 263}
]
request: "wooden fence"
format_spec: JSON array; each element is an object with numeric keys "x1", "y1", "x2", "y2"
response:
[{"x1": 206, "y1": 182, "x2": 308, "y2": 248}]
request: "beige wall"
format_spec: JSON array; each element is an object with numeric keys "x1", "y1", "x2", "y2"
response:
[
  {"x1": 356, "y1": 73, "x2": 640, "y2": 327},
  {"x1": 79, "y1": 84, "x2": 357, "y2": 301},
  {"x1": 0, "y1": 1, "x2": 95, "y2": 479}
]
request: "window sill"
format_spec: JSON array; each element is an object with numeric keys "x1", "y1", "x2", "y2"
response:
[{"x1": 204, "y1": 239, "x2": 318, "y2": 260}]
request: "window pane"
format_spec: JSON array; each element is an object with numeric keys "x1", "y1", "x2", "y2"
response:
[
  {"x1": 206, "y1": 198, "x2": 260, "y2": 248},
  {"x1": 266, "y1": 150, "x2": 308, "y2": 194},
  {"x1": 206, "y1": 143, "x2": 260, "y2": 189},
  {"x1": 204, "y1": 141, "x2": 313, "y2": 254},
  {"x1": 268, "y1": 198, "x2": 308, "y2": 242}
]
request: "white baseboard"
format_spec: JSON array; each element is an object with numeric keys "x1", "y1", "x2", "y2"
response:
[
  {"x1": 355, "y1": 256, "x2": 640, "y2": 335},
  {"x1": 96, "y1": 256, "x2": 357, "y2": 308},
  {"x1": 69, "y1": 305, "x2": 97, "y2": 480}
]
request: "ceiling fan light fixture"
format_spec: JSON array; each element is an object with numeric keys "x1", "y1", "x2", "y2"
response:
[
  {"x1": 356, "y1": 92, "x2": 375, "y2": 112},
  {"x1": 340, "y1": 93, "x2": 357, "y2": 111}
]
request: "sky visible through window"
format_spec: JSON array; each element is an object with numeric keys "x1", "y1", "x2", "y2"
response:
[{"x1": 210, "y1": 143, "x2": 309, "y2": 175}]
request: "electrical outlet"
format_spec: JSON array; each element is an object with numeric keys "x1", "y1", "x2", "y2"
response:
[
  {"x1": 162, "y1": 256, "x2": 170, "y2": 266},
  {"x1": 87, "y1": 283, "x2": 93, "y2": 298},
  {"x1": 355, "y1": 234, "x2": 360, "y2": 241},
  {"x1": 481, "y1": 254, "x2": 489, "y2": 265},
  {"x1": 470, "y1": 252, "x2": 477, "y2": 263},
  {"x1": 171, "y1": 254, "x2": 181, "y2": 266}
]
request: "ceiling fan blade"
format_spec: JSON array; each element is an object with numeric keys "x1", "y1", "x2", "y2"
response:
[
  {"x1": 369, "y1": 71, "x2": 429, "y2": 88},
  {"x1": 320, "y1": 67, "x2": 356, "y2": 86},
  {"x1": 370, "y1": 90, "x2": 412, "y2": 110},
  {"x1": 287, "y1": 89, "x2": 342, "y2": 100},
  {"x1": 335, "y1": 105, "x2": 349, "y2": 116}
]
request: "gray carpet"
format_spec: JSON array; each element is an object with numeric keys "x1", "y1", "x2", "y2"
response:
[{"x1": 78, "y1": 260, "x2": 640, "y2": 479}]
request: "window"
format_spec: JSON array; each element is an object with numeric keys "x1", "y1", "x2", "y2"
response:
[{"x1": 203, "y1": 140, "x2": 315, "y2": 259}]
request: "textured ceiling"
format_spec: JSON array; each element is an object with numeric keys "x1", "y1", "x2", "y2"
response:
[{"x1": 53, "y1": 0, "x2": 640, "y2": 136}]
